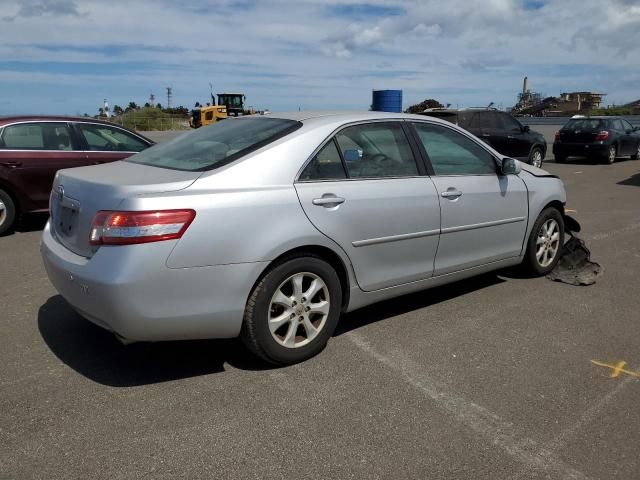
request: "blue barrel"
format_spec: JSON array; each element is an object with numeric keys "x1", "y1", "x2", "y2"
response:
[{"x1": 371, "y1": 89, "x2": 403, "y2": 113}]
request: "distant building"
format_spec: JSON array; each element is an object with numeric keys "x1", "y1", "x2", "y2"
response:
[{"x1": 511, "y1": 77, "x2": 606, "y2": 117}]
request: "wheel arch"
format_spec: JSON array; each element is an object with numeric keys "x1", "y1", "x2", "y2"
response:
[{"x1": 251, "y1": 244, "x2": 352, "y2": 312}]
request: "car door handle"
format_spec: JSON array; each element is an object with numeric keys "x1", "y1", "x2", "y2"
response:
[
  {"x1": 481, "y1": 133, "x2": 490, "y2": 137},
  {"x1": 312, "y1": 195, "x2": 345, "y2": 206},
  {"x1": 441, "y1": 189, "x2": 463, "y2": 199},
  {"x1": 507, "y1": 135, "x2": 515, "y2": 139},
  {"x1": 0, "y1": 161, "x2": 21, "y2": 168}
]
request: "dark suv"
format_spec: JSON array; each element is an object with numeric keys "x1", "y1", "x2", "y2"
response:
[
  {"x1": 553, "y1": 116, "x2": 640, "y2": 164},
  {"x1": 418, "y1": 108, "x2": 547, "y2": 167},
  {"x1": 0, "y1": 116, "x2": 153, "y2": 235}
]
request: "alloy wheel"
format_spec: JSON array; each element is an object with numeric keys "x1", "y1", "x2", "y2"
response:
[
  {"x1": 268, "y1": 272, "x2": 330, "y2": 348},
  {"x1": 0, "y1": 199, "x2": 6, "y2": 226},
  {"x1": 608, "y1": 146, "x2": 616, "y2": 164},
  {"x1": 536, "y1": 219, "x2": 560, "y2": 268}
]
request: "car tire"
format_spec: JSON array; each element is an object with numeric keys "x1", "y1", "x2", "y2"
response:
[
  {"x1": 529, "y1": 147, "x2": 544, "y2": 168},
  {"x1": 554, "y1": 155, "x2": 566, "y2": 164},
  {"x1": 241, "y1": 255, "x2": 343, "y2": 365},
  {"x1": 523, "y1": 207, "x2": 565, "y2": 276},
  {"x1": 631, "y1": 142, "x2": 640, "y2": 160},
  {"x1": 605, "y1": 144, "x2": 616, "y2": 164},
  {"x1": 0, "y1": 189, "x2": 17, "y2": 236}
]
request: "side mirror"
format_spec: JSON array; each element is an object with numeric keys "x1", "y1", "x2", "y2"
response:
[
  {"x1": 522, "y1": 125, "x2": 530, "y2": 133},
  {"x1": 501, "y1": 157, "x2": 522, "y2": 175}
]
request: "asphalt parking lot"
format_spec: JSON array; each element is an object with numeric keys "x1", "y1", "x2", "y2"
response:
[{"x1": 2, "y1": 157, "x2": 639, "y2": 479}]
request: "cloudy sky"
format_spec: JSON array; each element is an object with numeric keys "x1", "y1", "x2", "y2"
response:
[{"x1": 1, "y1": 0, "x2": 639, "y2": 115}]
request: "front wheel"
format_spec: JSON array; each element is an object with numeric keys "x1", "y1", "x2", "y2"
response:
[
  {"x1": 523, "y1": 208, "x2": 564, "y2": 275},
  {"x1": 241, "y1": 255, "x2": 342, "y2": 365},
  {"x1": 631, "y1": 142, "x2": 640, "y2": 160},
  {"x1": 529, "y1": 147, "x2": 544, "y2": 168}
]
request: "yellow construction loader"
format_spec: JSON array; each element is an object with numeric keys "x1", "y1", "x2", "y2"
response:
[{"x1": 190, "y1": 92, "x2": 254, "y2": 128}]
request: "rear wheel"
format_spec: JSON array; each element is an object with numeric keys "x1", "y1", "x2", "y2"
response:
[
  {"x1": 241, "y1": 255, "x2": 342, "y2": 365},
  {"x1": 0, "y1": 189, "x2": 16, "y2": 236},
  {"x1": 631, "y1": 142, "x2": 640, "y2": 160},
  {"x1": 523, "y1": 207, "x2": 564, "y2": 275},
  {"x1": 605, "y1": 144, "x2": 616, "y2": 164},
  {"x1": 529, "y1": 147, "x2": 544, "y2": 168}
]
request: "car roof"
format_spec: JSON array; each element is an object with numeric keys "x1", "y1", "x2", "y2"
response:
[
  {"x1": 0, "y1": 115, "x2": 131, "y2": 128},
  {"x1": 265, "y1": 110, "x2": 456, "y2": 128}
]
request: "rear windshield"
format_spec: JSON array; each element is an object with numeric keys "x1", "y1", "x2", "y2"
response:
[
  {"x1": 126, "y1": 117, "x2": 301, "y2": 171},
  {"x1": 563, "y1": 119, "x2": 606, "y2": 130}
]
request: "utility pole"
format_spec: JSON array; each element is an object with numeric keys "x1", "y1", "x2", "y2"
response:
[{"x1": 166, "y1": 87, "x2": 172, "y2": 109}]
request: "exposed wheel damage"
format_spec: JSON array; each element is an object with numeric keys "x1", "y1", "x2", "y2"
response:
[{"x1": 546, "y1": 216, "x2": 602, "y2": 286}]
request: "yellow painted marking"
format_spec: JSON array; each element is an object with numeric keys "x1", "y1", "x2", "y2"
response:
[
  {"x1": 565, "y1": 208, "x2": 577, "y2": 213},
  {"x1": 591, "y1": 360, "x2": 640, "y2": 378}
]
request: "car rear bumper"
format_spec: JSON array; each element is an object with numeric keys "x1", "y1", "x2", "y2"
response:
[
  {"x1": 553, "y1": 142, "x2": 608, "y2": 157},
  {"x1": 41, "y1": 222, "x2": 268, "y2": 342}
]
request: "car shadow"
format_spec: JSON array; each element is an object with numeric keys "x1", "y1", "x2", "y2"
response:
[
  {"x1": 617, "y1": 172, "x2": 640, "y2": 187},
  {"x1": 15, "y1": 213, "x2": 49, "y2": 233},
  {"x1": 556, "y1": 156, "x2": 633, "y2": 166},
  {"x1": 38, "y1": 296, "x2": 273, "y2": 387},
  {"x1": 335, "y1": 273, "x2": 505, "y2": 336}
]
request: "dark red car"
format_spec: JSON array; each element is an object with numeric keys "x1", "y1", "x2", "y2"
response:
[{"x1": 0, "y1": 116, "x2": 153, "y2": 235}]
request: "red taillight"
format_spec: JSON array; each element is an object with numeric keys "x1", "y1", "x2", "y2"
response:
[
  {"x1": 595, "y1": 131, "x2": 609, "y2": 141},
  {"x1": 90, "y1": 209, "x2": 196, "y2": 246},
  {"x1": 554, "y1": 131, "x2": 561, "y2": 142}
]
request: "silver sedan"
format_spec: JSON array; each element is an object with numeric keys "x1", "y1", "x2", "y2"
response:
[{"x1": 42, "y1": 112, "x2": 567, "y2": 364}]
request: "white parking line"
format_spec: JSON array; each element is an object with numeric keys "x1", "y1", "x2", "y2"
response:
[{"x1": 347, "y1": 331, "x2": 589, "y2": 480}]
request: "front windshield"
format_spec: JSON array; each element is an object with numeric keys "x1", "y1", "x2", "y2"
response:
[{"x1": 126, "y1": 117, "x2": 301, "y2": 172}]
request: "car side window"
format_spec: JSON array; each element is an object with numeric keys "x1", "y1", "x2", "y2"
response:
[
  {"x1": 621, "y1": 119, "x2": 634, "y2": 132},
  {"x1": 77, "y1": 123, "x2": 148, "y2": 152},
  {"x1": 413, "y1": 123, "x2": 496, "y2": 176},
  {"x1": 334, "y1": 123, "x2": 419, "y2": 179},
  {"x1": 500, "y1": 113, "x2": 522, "y2": 132},
  {"x1": 0, "y1": 122, "x2": 73, "y2": 150},
  {"x1": 299, "y1": 140, "x2": 347, "y2": 181}
]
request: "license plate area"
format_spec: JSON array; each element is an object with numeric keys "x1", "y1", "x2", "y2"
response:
[{"x1": 57, "y1": 205, "x2": 78, "y2": 236}]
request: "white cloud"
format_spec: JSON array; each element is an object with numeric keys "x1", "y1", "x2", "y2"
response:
[{"x1": 0, "y1": 0, "x2": 638, "y2": 114}]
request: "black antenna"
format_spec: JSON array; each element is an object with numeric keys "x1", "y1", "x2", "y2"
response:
[{"x1": 487, "y1": 101, "x2": 494, "y2": 109}]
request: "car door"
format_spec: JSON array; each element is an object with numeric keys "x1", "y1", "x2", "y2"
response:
[
  {"x1": 411, "y1": 121, "x2": 529, "y2": 276},
  {"x1": 614, "y1": 119, "x2": 632, "y2": 155},
  {"x1": 73, "y1": 122, "x2": 150, "y2": 164},
  {"x1": 0, "y1": 122, "x2": 86, "y2": 211},
  {"x1": 499, "y1": 113, "x2": 530, "y2": 159},
  {"x1": 620, "y1": 119, "x2": 639, "y2": 155},
  {"x1": 295, "y1": 121, "x2": 441, "y2": 291}
]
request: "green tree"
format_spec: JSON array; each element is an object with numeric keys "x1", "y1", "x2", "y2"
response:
[
  {"x1": 112, "y1": 105, "x2": 124, "y2": 116},
  {"x1": 405, "y1": 98, "x2": 444, "y2": 114}
]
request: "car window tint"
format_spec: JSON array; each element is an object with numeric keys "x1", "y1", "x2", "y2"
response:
[
  {"x1": 612, "y1": 119, "x2": 624, "y2": 131},
  {"x1": 299, "y1": 140, "x2": 347, "y2": 181},
  {"x1": 480, "y1": 112, "x2": 501, "y2": 130},
  {"x1": 334, "y1": 123, "x2": 418, "y2": 179},
  {"x1": 457, "y1": 112, "x2": 475, "y2": 128},
  {"x1": 621, "y1": 119, "x2": 634, "y2": 131},
  {"x1": 413, "y1": 123, "x2": 496, "y2": 176},
  {"x1": 127, "y1": 117, "x2": 301, "y2": 172},
  {"x1": 500, "y1": 113, "x2": 522, "y2": 132},
  {"x1": 1, "y1": 123, "x2": 73, "y2": 150},
  {"x1": 78, "y1": 124, "x2": 148, "y2": 152},
  {"x1": 564, "y1": 119, "x2": 605, "y2": 130}
]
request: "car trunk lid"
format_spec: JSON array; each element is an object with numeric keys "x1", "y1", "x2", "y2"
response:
[{"x1": 50, "y1": 161, "x2": 201, "y2": 258}]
